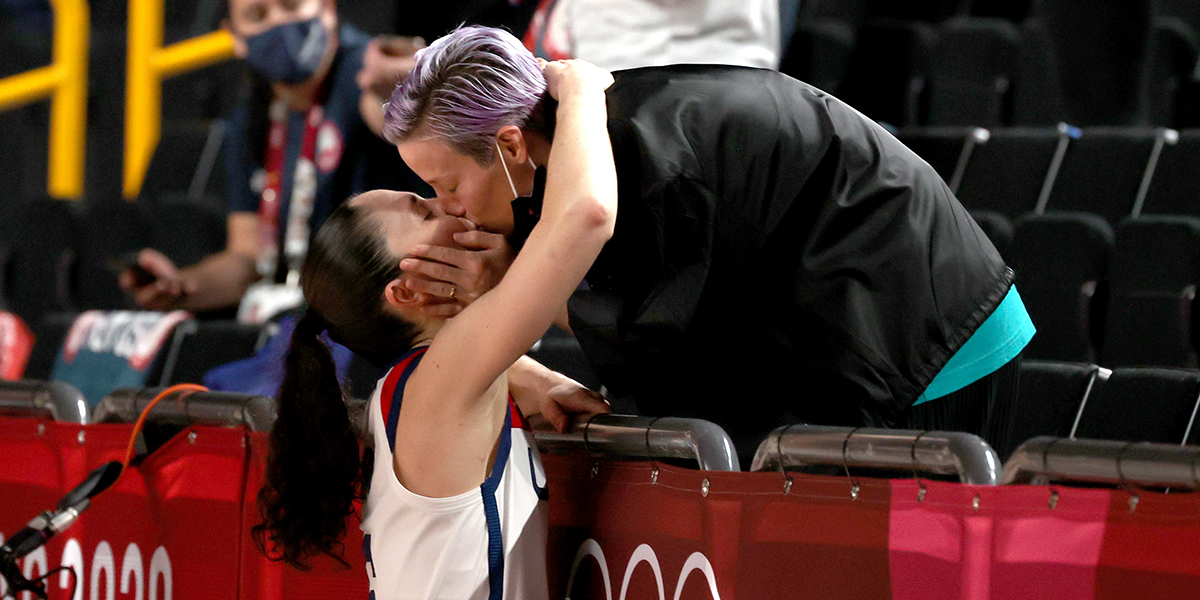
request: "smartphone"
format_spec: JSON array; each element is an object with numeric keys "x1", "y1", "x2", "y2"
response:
[{"x1": 107, "y1": 253, "x2": 158, "y2": 287}]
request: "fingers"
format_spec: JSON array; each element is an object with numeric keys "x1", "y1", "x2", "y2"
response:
[
  {"x1": 402, "y1": 276, "x2": 459, "y2": 299},
  {"x1": 451, "y1": 230, "x2": 505, "y2": 250},
  {"x1": 541, "y1": 399, "x2": 570, "y2": 434},
  {"x1": 399, "y1": 257, "x2": 463, "y2": 286}
]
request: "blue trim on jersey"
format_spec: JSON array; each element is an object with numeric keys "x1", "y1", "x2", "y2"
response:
[
  {"x1": 384, "y1": 347, "x2": 428, "y2": 453},
  {"x1": 480, "y1": 403, "x2": 513, "y2": 600},
  {"x1": 915, "y1": 285, "x2": 1036, "y2": 404}
]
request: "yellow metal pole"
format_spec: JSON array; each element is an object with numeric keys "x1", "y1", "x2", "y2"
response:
[
  {"x1": 47, "y1": 0, "x2": 89, "y2": 199},
  {"x1": 124, "y1": 0, "x2": 234, "y2": 199},
  {"x1": 124, "y1": 0, "x2": 165, "y2": 199},
  {"x1": 0, "y1": 66, "x2": 61, "y2": 111}
]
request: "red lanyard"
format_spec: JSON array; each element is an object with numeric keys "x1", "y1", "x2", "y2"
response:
[{"x1": 258, "y1": 100, "x2": 325, "y2": 280}]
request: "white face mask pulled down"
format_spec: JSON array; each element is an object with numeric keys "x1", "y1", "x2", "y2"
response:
[
  {"x1": 496, "y1": 140, "x2": 537, "y2": 200},
  {"x1": 496, "y1": 140, "x2": 545, "y2": 249}
]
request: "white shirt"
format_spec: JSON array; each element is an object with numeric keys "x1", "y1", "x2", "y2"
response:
[
  {"x1": 360, "y1": 348, "x2": 550, "y2": 600},
  {"x1": 526, "y1": 0, "x2": 781, "y2": 70}
]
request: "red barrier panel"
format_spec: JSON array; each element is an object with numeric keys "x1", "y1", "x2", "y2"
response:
[
  {"x1": 3, "y1": 420, "x2": 1199, "y2": 599},
  {"x1": 542, "y1": 455, "x2": 1200, "y2": 600}
]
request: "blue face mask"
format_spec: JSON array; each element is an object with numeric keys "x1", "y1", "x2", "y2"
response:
[{"x1": 243, "y1": 16, "x2": 329, "y2": 84}]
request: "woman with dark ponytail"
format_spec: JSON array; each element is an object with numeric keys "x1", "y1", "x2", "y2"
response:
[{"x1": 254, "y1": 57, "x2": 618, "y2": 599}]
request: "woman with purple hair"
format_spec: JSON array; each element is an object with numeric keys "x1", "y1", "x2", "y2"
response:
[{"x1": 387, "y1": 26, "x2": 1034, "y2": 466}]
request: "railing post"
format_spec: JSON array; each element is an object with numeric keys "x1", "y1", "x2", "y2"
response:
[{"x1": 124, "y1": 0, "x2": 234, "y2": 199}]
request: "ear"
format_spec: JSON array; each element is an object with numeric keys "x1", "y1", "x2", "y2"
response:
[
  {"x1": 495, "y1": 125, "x2": 530, "y2": 166},
  {"x1": 222, "y1": 18, "x2": 248, "y2": 59},
  {"x1": 384, "y1": 277, "x2": 421, "y2": 311}
]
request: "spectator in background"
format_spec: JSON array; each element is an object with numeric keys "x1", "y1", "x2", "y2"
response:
[
  {"x1": 120, "y1": 0, "x2": 425, "y2": 314},
  {"x1": 523, "y1": 0, "x2": 780, "y2": 70}
]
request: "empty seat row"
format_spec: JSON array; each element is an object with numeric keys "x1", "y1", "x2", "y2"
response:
[
  {"x1": 0, "y1": 198, "x2": 228, "y2": 327},
  {"x1": 1010, "y1": 213, "x2": 1200, "y2": 369},
  {"x1": 1003, "y1": 361, "x2": 1200, "y2": 459},
  {"x1": 785, "y1": 14, "x2": 1199, "y2": 128},
  {"x1": 898, "y1": 127, "x2": 1200, "y2": 231}
]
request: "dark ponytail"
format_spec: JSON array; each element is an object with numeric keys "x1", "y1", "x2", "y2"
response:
[
  {"x1": 253, "y1": 311, "x2": 363, "y2": 569},
  {"x1": 253, "y1": 198, "x2": 419, "y2": 569}
]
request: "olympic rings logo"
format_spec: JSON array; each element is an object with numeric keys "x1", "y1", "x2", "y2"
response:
[{"x1": 564, "y1": 539, "x2": 722, "y2": 600}]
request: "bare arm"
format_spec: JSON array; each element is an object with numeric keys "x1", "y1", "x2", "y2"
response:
[
  {"x1": 120, "y1": 212, "x2": 260, "y2": 312},
  {"x1": 394, "y1": 61, "x2": 618, "y2": 496}
]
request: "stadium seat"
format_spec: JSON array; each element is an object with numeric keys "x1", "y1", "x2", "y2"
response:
[
  {"x1": 1012, "y1": 19, "x2": 1066, "y2": 126},
  {"x1": 23, "y1": 312, "x2": 77, "y2": 381},
  {"x1": 1010, "y1": 212, "x2": 1112, "y2": 362},
  {"x1": 1041, "y1": 128, "x2": 1158, "y2": 226},
  {"x1": 1156, "y1": 0, "x2": 1200, "y2": 38},
  {"x1": 138, "y1": 119, "x2": 227, "y2": 208},
  {"x1": 1147, "y1": 17, "x2": 1200, "y2": 127},
  {"x1": 955, "y1": 127, "x2": 1060, "y2": 219},
  {"x1": 971, "y1": 210, "x2": 1013, "y2": 259},
  {"x1": 76, "y1": 201, "x2": 154, "y2": 311},
  {"x1": 1073, "y1": 367, "x2": 1200, "y2": 444},
  {"x1": 157, "y1": 320, "x2": 269, "y2": 386},
  {"x1": 967, "y1": 0, "x2": 1033, "y2": 22},
  {"x1": 926, "y1": 17, "x2": 1020, "y2": 127},
  {"x1": 148, "y1": 201, "x2": 228, "y2": 271},
  {"x1": 1102, "y1": 215, "x2": 1200, "y2": 368},
  {"x1": 1002, "y1": 361, "x2": 1104, "y2": 459},
  {"x1": 864, "y1": 0, "x2": 961, "y2": 23},
  {"x1": 1037, "y1": 0, "x2": 1153, "y2": 126},
  {"x1": 3, "y1": 200, "x2": 81, "y2": 325},
  {"x1": 800, "y1": 0, "x2": 870, "y2": 26},
  {"x1": 895, "y1": 126, "x2": 970, "y2": 183},
  {"x1": 780, "y1": 20, "x2": 856, "y2": 95},
  {"x1": 838, "y1": 19, "x2": 936, "y2": 128},
  {"x1": 528, "y1": 326, "x2": 602, "y2": 392},
  {"x1": 1141, "y1": 129, "x2": 1200, "y2": 217}
]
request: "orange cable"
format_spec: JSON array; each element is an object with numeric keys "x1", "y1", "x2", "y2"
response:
[{"x1": 116, "y1": 383, "x2": 209, "y2": 483}]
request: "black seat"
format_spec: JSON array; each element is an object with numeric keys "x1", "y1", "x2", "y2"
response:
[
  {"x1": 1037, "y1": 0, "x2": 1153, "y2": 126},
  {"x1": 147, "y1": 201, "x2": 228, "y2": 271},
  {"x1": 3, "y1": 199, "x2": 81, "y2": 325},
  {"x1": 838, "y1": 19, "x2": 936, "y2": 128},
  {"x1": 1041, "y1": 128, "x2": 1158, "y2": 226},
  {"x1": 1003, "y1": 361, "x2": 1103, "y2": 459},
  {"x1": 1141, "y1": 129, "x2": 1200, "y2": 217},
  {"x1": 1010, "y1": 212, "x2": 1112, "y2": 363},
  {"x1": 23, "y1": 312, "x2": 78, "y2": 381},
  {"x1": 1012, "y1": 19, "x2": 1067, "y2": 126},
  {"x1": 138, "y1": 120, "x2": 227, "y2": 207},
  {"x1": 971, "y1": 210, "x2": 1013, "y2": 260},
  {"x1": 780, "y1": 20, "x2": 856, "y2": 95},
  {"x1": 527, "y1": 326, "x2": 602, "y2": 392},
  {"x1": 158, "y1": 320, "x2": 269, "y2": 386},
  {"x1": 1074, "y1": 367, "x2": 1200, "y2": 444},
  {"x1": 955, "y1": 128, "x2": 1061, "y2": 219},
  {"x1": 76, "y1": 201, "x2": 154, "y2": 311},
  {"x1": 1102, "y1": 215, "x2": 1200, "y2": 368},
  {"x1": 895, "y1": 126, "x2": 971, "y2": 183},
  {"x1": 1147, "y1": 17, "x2": 1200, "y2": 126},
  {"x1": 926, "y1": 17, "x2": 1020, "y2": 127}
]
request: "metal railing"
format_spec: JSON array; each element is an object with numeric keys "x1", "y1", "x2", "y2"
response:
[
  {"x1": 1002, "y1": 436, "x2": 1200, "y2": 489},
  {"x1": 0, "y1": 0, "x2": 89, "y2": 199},
  {"x1": 534, "y1": 414, "x2": 741, "y2": 472},
  {"x1": 124, "y1": 0, "x2": 234, "y2": 198},
  {"x1": 0, "y1": 381, "x2": 89, "y2": 424},
  {"x1": 751, "y1": 425, "x2": 1002, "y2": 485},
  {"x1": 94, "y1": 387, "x2": 275, "y2": 432}
]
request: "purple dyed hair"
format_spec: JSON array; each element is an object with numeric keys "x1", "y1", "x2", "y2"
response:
[{"x1": 382, "y1": 26, "x2": 546, "y2": 166}]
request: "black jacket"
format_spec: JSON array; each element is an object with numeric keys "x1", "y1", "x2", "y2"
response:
[{"x1": 563, "y1": 65, "x2": 1012, "y2": 455}]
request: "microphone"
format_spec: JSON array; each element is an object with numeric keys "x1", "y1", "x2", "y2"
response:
[{"x1": 0, "y1": 462, "x2": 122, "y2": 563}]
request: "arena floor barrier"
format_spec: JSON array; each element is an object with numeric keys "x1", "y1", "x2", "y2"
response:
[{"x1": 2, "y1": 411, "x2": 1199, "y2": 599}]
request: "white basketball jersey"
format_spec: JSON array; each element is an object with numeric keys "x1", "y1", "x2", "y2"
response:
[{"x1": 360, "y1": 348, "x2": 550, "y2": 600}]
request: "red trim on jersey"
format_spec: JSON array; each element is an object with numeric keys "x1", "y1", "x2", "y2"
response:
[
  {"x1": 379, "y1": 349, "x2": 426, "y2": 428},
  {"x1": 509, "y1": 395, "x2": 531, "y2": 431}
]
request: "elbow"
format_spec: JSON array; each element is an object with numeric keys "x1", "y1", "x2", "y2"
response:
[{"x1": 577, "y1": 194, "x2": 617, "y2": 241}]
